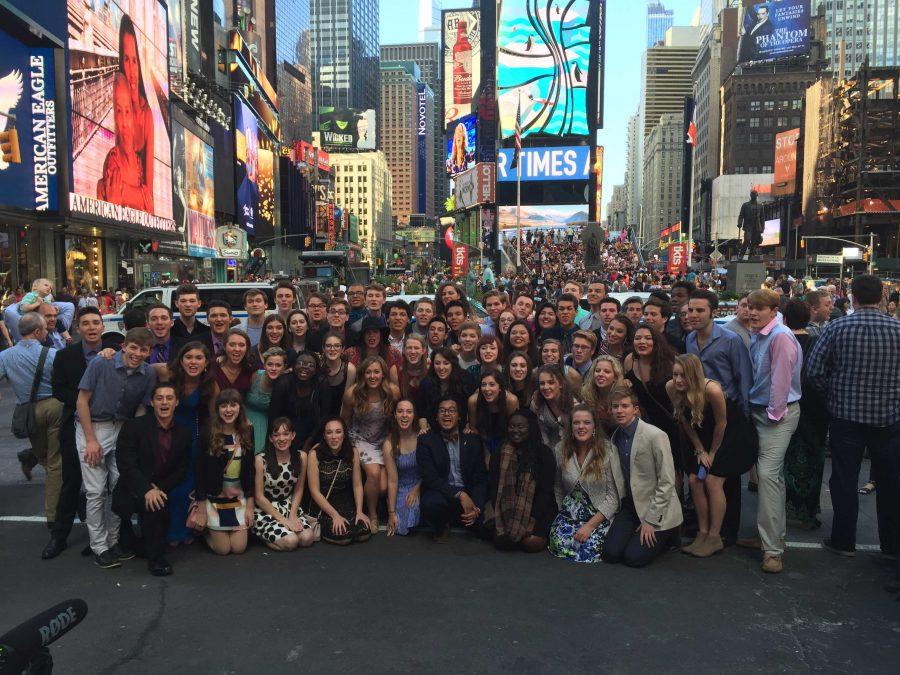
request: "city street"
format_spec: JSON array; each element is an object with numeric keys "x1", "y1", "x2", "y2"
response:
[{"x1": 1, "y1": 388, "x2": 898, "y2": 673}]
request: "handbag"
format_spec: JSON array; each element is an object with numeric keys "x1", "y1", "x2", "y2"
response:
[
  {"x1": 11, "y1": 347, "x2": 49, "y2": 439},
  {"x1": 311, "y1": 459, "x2": 342, "y2": 542},
  {"x1": 185, "y1": 444, "x2": 239, "y2": 530}
]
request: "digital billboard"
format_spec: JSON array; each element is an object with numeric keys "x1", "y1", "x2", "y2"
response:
[
  {"x1": 442, "y1": 10, "x2": 481, "y2": 128},
  {"x1": 173, "y1": 123, "x2": 215, "y2": 258},
  {"x1": 0, "y1": 29, "x2": 58, "y2": 212},
  {"x1": 167, "y1": 0, "x2": 185, "y2": 97},
  {"x1": 416, "y1": 83, "x2": 428, "y2": 213},
  {"x1": 496, "y1": 146, "x2": 591, "y2": 182},
  {"x1": 497, "y1": 0, "x2": 591, "y2": 139},
  {"x1": 235, "y1": 96, "x2": 276, "y2": 235},
  {"x1": 498, "y1": 204, "x2": 589, "y2": 239},
  {"x1": 446, "y1": 113, "x2": 476, "y2": 176},
  {"x1": 737, "y1": 0, "x2": 810, "y2": 65},
  {"x1": 763, "y1": 217, "x2": 781, "y2": 247},
  {"x1": 318, "y1": 107, "x2": 376, "y2": 150},
  {"x1": 67, "y1": 0, "x2": 174, "y2": 232}
]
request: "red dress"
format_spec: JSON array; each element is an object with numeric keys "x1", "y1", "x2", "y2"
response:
[{"x1": 214, "y1": 363, "x2": 253, "y2": 398}]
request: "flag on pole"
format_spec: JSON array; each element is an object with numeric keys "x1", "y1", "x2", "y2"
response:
[
  {"x1": 510, "y1": 93, "x2": 522, "y2": 170},
  {"x1": 686, "y1": 106, "x2": 697, "y2": 147}
]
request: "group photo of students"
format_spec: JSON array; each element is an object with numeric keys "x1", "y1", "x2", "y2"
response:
[{"x1": 2, "y1": 275, "x2": 897, "y2": 598}]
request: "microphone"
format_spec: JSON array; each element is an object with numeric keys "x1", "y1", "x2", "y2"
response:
[{"x1": 0, "y1": 599, "x2": 88, "y2": 673}]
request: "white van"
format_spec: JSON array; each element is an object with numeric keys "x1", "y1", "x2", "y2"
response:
[{"x1": 102, "y1": 282, "x2": 303, "y2": 338}]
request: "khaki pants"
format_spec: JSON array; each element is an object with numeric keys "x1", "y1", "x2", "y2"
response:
[
  {"x1": 29, "y1": 397, "x2": 64, "y2": 522},
  {"x1": 753, "y1": 403, "x2": 801, "y2": 556},
  {"x1": 76, "y1": 421, "x2": 124, "y2": 556}
]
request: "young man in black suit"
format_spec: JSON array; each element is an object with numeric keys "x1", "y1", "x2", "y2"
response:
[
  {"x1": 171, "y1": 283, "x2": 211, "y2": 340},
  {"x1": 44, "y1": 307, "x2": 110, "y2": 559},
  {"x1": 112, "y1": 382, "x2": 191, "y2": 576},
  {"x1": 416, "y1": 395, "x2": 488, "y2": 542}
]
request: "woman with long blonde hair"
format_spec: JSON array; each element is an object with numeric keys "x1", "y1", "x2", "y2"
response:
[
  {"x1": 581, "y1": 355, "x2": 626, "y2": 434},
  {"x1": 341, "y1": 355, "x2": 400, "y2": 531},
  {"x1": 548, "y1": 404, "x2": 623, "y2": 563},
  {"x1": 666, "y1": 354, "x2": 736, "y2": 558}
]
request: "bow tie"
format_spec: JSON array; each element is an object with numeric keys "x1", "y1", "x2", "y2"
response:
[{"x1": 442, "y1": 432, "x2": 459, "y2": 444}]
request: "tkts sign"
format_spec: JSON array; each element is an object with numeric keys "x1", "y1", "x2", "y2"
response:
[
  {"x1": 667, "y1": 242, "x2": 688, "y2": 274},
  {"x1": 451, "y1": 245, "x2": 469, "y2": 277}
]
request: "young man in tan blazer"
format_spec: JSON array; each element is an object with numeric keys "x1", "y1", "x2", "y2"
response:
[{"x1": 602, "y1": 385, "x2": 683, "y2": 567}]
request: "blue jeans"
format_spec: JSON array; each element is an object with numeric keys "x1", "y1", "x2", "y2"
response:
[{"x1": 828, "y1": 418, "x2": 900, "y2": 554}]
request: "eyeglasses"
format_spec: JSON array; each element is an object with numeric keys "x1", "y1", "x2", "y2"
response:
[
  {"x1": 329, "y1": 309, "x2": 347, "y2": 315},
  {"x1": 348, "y1": 291, "x2": 364, "y2": 296},
  {"x1": 296, "y1": 362, "x2": 316, "y2": 370},
  {"x1": 572, "y1": 343, "x2": 591, "y2": 351},
  {"x1": 324, "y1": 344, "x2": 343, "y2": 350},
  {"x1": 308, "y1": 303, "x2": 325, "y2": 309},
  {"x1": 437, "y1": 408, "x2": 457, "y2": 416}
]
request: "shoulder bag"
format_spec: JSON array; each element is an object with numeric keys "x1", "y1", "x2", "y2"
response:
[
  {"x1": 11, "y1": 347, "x2": 49, "y2": 439},
  {"x1": 311, "y1": 459, "x2": 342, "y2": 542}
]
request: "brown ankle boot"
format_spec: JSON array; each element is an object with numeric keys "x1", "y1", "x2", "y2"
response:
[
  {"x1": 681, "y1": 532, "x2": 707, "y2": 555},
  {"x1": 693, "y1": 533, "x2": 724, "y2": 558}
]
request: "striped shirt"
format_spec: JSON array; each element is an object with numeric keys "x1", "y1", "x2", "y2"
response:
[{"x1": 805, "y1": 308, "x2": 900, "y2": 426}]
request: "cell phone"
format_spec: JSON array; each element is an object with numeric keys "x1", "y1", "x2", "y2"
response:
[{"x1": 697, "y1": 466, "x2": 708, "y2": 481}]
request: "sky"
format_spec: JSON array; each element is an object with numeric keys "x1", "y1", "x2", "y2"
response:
[{"x1": 379, "y1": 1, "x2": 702, "y2": 216}]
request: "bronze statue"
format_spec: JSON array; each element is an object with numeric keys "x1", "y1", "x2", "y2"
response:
[{"x1": 738, "y1": 190, "x2": 764, "y2": 258}]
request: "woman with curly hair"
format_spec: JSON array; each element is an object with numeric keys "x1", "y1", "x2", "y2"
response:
[
  {"x1": 341, "y1": 356, "x2": 400, "y2": 531},
  {"x1": 503, "y1": 319, "x2": 538, "y2": 365},
  {"x1": 531, "y1": 364, "x2": 578, "y2": 449},
  {"x1": 192, "y1": 389, "x2": 256, "y2": 555},
  {"x1": 581, "y1": 355, "x2": 627, "y2": 435},
  {"x1": 484, "y1": 409, "x2": 556, "y2": 553},
  {"x1": 398, "y1": 333, "x2": 428, "y2": 401},
  {"x1": 212, "y1": 328, "x2": 254, "y2": 400},
  {"x1": 598, "y1": 313, "x2": 634, "y2": 361},
  {"x1": 548, "y1": 404, "x2": 622, "y2": 563}
]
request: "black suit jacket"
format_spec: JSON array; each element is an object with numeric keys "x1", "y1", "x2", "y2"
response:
[
  {"x1": 112, "y1": 415, "x2": 191, "y2": 513},
  {"x1": 51, "y1": 343, "x2": 90, "y2": 420},
  {"x1": 171, "y1": 318, "x2": 211, "y2": 340},
  {"x1": 416, "y1": 430, "x2": 488, "y2": 507}
]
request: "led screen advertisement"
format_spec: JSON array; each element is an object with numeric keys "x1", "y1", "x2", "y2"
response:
[
  {"x1": 496, "y1": 146, "x2": 591, "y2": 182},
  {"x1": 0, "y1": 29, "x2": 58, "y2": 212},
  {"x1": 172, "y1": 123, "x2": 215, "y2": 258},
  {"x1": 763, "y1": 217, "x2": 781, "y2": 247},
  {"x1": 446, "y1": 113, "x2": 476, "y2": 177},
  {"x1": 67, "y1": 0, "x2": 175, "y2": 232},
  {"x1": 498, "y1": 203, "x2": 589, "y2": 239},
  {"x1": 234, "y1": 96, "x2": 275, "y2": 235},
  {"x1": 167, "y1": 0, "x2": 185, "y2": 97},
  {"x1": 442, "y1": 10, "x2": 481, "y2": 128},
  {"x1": 737, "y1": 0, "x2": 810, "y2": 65},
  {"x1": 497, "y1": 0, "x2": 592, "y2": 139},
  {"x1": 318, "y1": 107, "x2": 376, "y2": 150}
]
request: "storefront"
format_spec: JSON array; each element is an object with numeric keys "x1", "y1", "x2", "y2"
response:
[{"x1": 64, "y1": 235, "x2": 105, "y2": 291}]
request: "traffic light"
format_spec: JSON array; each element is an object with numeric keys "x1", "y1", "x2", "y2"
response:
[
  {"x1": 863, "y1": 249, "x2": 871, "y2": 262},
  {"x1": 0, "y1": 128, "x2": 22, "y2": 164}
]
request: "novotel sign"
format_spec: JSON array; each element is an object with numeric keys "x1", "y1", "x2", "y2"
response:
[{"x1": 496, "y1": 146, "x2": 591, "y2": 182}]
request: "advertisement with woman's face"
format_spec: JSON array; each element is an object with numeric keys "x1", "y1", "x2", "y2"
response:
[{"x1": 67, "y1": 0, "x2": 174, "y2": 232}]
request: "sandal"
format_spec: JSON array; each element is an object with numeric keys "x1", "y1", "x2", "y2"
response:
[
  {"x1": 858, "y1": 481, "x2": 875, "y2": 495},
  {"x1": 369, "y1": 518, "x2": 379, "y2": 535}
]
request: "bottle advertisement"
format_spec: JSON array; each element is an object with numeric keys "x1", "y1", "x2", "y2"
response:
[{"x1": 442, "y1": 10, "x2": 481, "y2": 129}]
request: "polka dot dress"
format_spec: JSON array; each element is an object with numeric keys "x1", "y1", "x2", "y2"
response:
[{"x1": 252, "y1": 461, "x2": 313, "y2": 543}]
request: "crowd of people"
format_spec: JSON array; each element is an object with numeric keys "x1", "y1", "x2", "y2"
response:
[{"x1": 1, "y1": 273, "x2": 897, "y2": 600}]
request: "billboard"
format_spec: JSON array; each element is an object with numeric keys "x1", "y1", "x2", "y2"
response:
[
  {"x1": 496, "y1": 146, "x2": 591, "y2": 182},
  {"x1": 455, "y1": 163, "x2": 496, "y2": 209},
  {"x1": 442, "y1": 10, "x2": 481, "y2": 127},
  {"x1": 773, "y1": 127, "x2": 800, "y2": 196},
  {"x1": 0, "y1": 29, "x2": 58, "y2": 212},
  {"x1": 737, "y1": 0, "x2": 810, "y2": 65},
  {"x1": 667, "y1": 242, "x2": 688, "y2": 274},
  {"x1": 446, "y1": 113, "x2": 476, "y2": 176},
  {"x1": 318, "y1": 107, "x2": 376, "y2": 150},
  {"x1": 497, "y1": 0, "x2": 591, "y2": 139},
  {"x1": 416, "y1": 83, "x2": 428, "y2": 213},
  {"x1": 451, "y1": 244, "x2": 469, "y2": 277},
  {"x1": 172, "y1": 124, "x2": 215, "y2": 258},
  {"x1": 67, "y1": 0, "x2": 174, "y2": 232},
  {"x1": 168, "y1": 0, "x2": 185, "y2": 97},
  {"x1": 234, "y1": 96, "x2": 275, "y2": 235},
  {"x1": 763, "y1": 217, "x2": 781, "y2": 247},
  {"x1": 498, "y1": 203, "x2": 589, "y2": 239}
]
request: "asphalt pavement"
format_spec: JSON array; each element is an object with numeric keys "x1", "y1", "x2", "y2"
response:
[{"x1": 1, "y1": 385, "x2": 899, "y2": 673}]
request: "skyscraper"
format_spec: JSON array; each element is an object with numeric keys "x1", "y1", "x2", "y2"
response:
[
  {"x1": 642, "y1": 113, "x2": 685, "y2": 240},
  {"x1": 310, "y1": 0, "x2": 380, "y2": 132},
  {"x1": 641, "y1": 27, "x2": 701, "y2": 139},
  {"x1": 647, "y1": 1, "x2": 674, "y2": 48},
  {"x1": 825, "y1": 0, "x2": 898, "y2": 78},
  {"x1": 267, "y1": 0, "x2": 313, "y2": 144},
  {"x1": 625, "y1": 113, "x2": 642, "y2": 230},
  {"x1": 418, "y1": 0, "x2": 442, "y2": 44},
  {"x1": 381, "y1": 42, "x2": 447, "y2": 217}
]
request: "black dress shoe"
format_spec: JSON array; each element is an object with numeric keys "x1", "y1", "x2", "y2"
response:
[
  {"x1": 81, "y1": 545, "x2": 93, "y2": 557},
  {"x1": 94, "y1": 550, "x2": 121, "y2": 569},
  {"x1": 41, "y1": 537, "x2": 67, "y2": 560},
  {"x1": 148, "y1": 558, "x2": 173, "y2": 577},
  {"x1": 109, "y1": 544, "x2": 136, "y2": 561}
]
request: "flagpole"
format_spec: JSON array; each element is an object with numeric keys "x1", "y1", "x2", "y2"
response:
[{"x1": 516, "y1": 153, "x2": 522, "y2": 271}]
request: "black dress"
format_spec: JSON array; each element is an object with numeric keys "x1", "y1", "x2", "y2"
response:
[
  {"x1": 625, "y1": 369, "x2": 682, "y2": 472},
  {"x1": 679, "y1": 395, "x2": 756, "y2": 477}
]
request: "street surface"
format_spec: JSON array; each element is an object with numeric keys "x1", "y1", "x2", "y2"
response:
[{"x1": 1, "y1": 385, "x2": 898, "y2": 673}]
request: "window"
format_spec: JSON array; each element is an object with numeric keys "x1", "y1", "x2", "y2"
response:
[
  {"x1": 749, "y1": 117, "x2": 760, "y2": 128},
  {"x1": 764, "y1": 100, "x2": 774, "y2": 111},
  {"x1": 750, "y1": 101, "x2": 760, "y2": 111}
]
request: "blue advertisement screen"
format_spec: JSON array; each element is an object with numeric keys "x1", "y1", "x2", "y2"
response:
[
  {"x1": 446, "y1": 112, "x2": 477, "y2": 177},
  {"x1": 0, "y1": 29, "x2": 58, "y2": 212},
  {"x1": 497, "y1": 0, "x2": 591, "y2": 139},
  {"x1": 416, "y1": 83, "x2": 427, "y2": 213},
  {"x1": 737, "y1": 0, "x2": 810, "y2": 65},
  {"x1": 497, "y1": 146, "x2": 591, "y2": 182}
]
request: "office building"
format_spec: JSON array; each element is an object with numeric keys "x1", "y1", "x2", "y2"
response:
[
  {"x1": 310, "y1": 0, "x2": 380, "y2": 130},
  {"x1": 418, "y1": 0, "x2": 442, "y2": 44},
  {"x1": 647, "y1": 1, "x2": 674, "y2": 48},
  {"x1": 642, "y1": 113, "x2": 685, "y2": 241},
  {"x1": 608, "y1": 184, "x2": 628, "y2": 231},
  {"x1": 267, "y1": 0, "x2": 313, "y2": 144},
  {"x1": 331, "y1": 152, "x2": 394, "y2": 266},
  {"x1": 625, "y1": 113, "x2": 642, "y2": 230},
  {"x1": 825, "y1": 0, "x2": 898, "y2": 78},
  {"x1": 380, "y1": 61, "x2": 435, "y2": 223},
  {"x1": 641, "y1": 27, "x2": 701, "y2": 139},
  {"x1": 380, "y1": 42, "x2": 447, "y2": 216}
]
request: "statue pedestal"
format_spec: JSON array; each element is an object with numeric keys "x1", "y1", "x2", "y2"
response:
[{"x1": 727, "y1": 261, "x2": 767, "y2": 293}]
